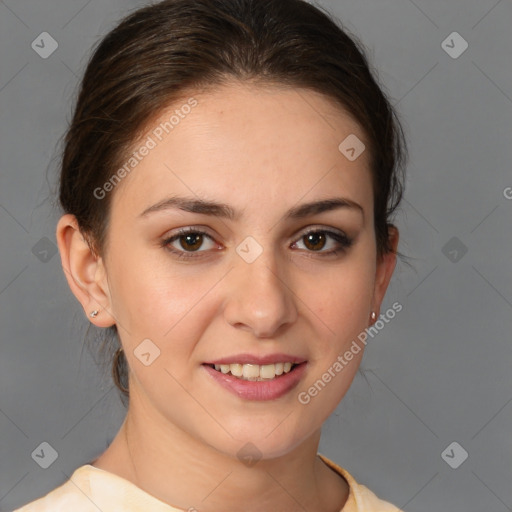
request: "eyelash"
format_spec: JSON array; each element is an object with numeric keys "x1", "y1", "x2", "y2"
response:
[{"x1": 160, "y1": 226, "x2": 353, "y2": 260}]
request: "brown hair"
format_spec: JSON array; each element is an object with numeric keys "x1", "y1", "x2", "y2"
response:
[{"x1": 59, "y1": 0, "x2": 407, "y2": 402}]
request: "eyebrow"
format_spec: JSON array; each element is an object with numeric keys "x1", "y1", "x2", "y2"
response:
[{"x1": 138, "y1": 195, "x2": 364, "y2": 221}]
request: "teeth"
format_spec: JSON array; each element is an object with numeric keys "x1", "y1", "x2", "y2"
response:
[
  {"x1": 230, "y1": 363, "x2": 243, "y2": 377},
  {"x1": 242, "y1": 364, "x2": 260, "y2": 380},
  {"x1": 212, "y1": 362, "x2": 297, "y2": 380},
  {"x1": 260, "y1": 364, "x2": 275, "y2": 379}
]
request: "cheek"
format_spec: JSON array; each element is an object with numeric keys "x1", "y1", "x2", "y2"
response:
[
  {"x1": 305, "y1": 258, "x2": 375, "y2": 342},
  {"x1": 294, "y1": 264, "x2": 373, "y2": 427},
  {"x1": 109, "y1": 251, "x2": 221, "y2": 353}
]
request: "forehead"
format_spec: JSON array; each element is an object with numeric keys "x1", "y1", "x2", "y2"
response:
[{"x1": 110, "y1": 81, "x2": 373, "y2": 218}]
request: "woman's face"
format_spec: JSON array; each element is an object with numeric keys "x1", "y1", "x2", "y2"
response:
[{"x1": 87, "y1": 82, "x2": 396, "y2": 459}]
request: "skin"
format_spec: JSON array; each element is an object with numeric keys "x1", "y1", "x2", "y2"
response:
[{"x1": 57, "y1": 81, "x2": 398, "y2": 512}]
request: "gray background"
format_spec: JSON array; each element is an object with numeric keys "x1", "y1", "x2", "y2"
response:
[{"x1": 0, "y1": 0, "x2": 511, "y2": 510}]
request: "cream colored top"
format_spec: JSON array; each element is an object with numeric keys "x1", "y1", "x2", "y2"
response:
[{"x1": 14, "y1": 454, "x2": 403, "y2": 511}]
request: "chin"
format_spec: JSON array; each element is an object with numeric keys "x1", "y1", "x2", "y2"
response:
[{"x1": 203, "y1": 417, "x2": 315, "y2": 463}]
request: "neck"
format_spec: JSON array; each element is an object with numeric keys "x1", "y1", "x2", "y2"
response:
[{"x1": 93, "y1": 392, "x2": 348, "y2": 512}]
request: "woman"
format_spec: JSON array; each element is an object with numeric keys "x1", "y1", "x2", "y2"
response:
[{"x1": 15, "y1": 0, "x2": 407, "y2": 510}]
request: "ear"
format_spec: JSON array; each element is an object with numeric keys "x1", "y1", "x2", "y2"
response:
[
  {"x1": 56, "y1": 214, "x2": 115, "y2": 327},
  {"x1": 371, "y1": 224, "x2": 399, "y2": 321}
]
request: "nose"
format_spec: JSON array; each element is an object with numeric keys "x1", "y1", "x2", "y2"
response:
[{"x1": 223, "y1": 249, "x2": 298, "y2": 338}]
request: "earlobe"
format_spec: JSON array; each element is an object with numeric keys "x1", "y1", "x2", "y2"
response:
[
  {"x1": 56, "y1": 214, "x2": 115, "y2": 327},
  {"x1": 370, "y1": 225, "x2": 399, "y2": 320}
]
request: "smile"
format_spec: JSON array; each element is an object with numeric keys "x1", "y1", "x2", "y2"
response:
[
  {"x1": 208, "y1": 362, "x2": 297, "y2": 381},
  {"x1": 203, "y1": 361, "x2": 307, "y2": 401}
]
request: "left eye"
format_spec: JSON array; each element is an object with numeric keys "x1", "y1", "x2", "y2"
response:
[{"x1": 292, "y1": 230, "x2": 352, "y2": 253}]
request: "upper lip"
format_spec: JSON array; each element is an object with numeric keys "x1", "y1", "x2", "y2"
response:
[{"x1": 204, "y1": 353, "x2": 307, "y2": 365}]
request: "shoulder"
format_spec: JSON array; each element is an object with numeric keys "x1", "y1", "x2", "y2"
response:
[
  {"x1": 12, "y1": 464, "x2": 183, "y2": 512},
  {"x1": 318, "y1": 454, "x2": 403, "y2": 512},
  {"x1": 12, "y1": 465, "x2": 96, "y2": 512}
]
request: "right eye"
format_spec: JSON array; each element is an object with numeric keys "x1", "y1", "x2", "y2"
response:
[{"x1": 161, "y1": 227, "x2": 220, "y2": 259}]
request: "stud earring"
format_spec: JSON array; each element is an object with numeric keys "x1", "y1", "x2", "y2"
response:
[
  {"x1": 370, "y1": 311, "x2": 376, "y2": 322},
  {"x1": 90, "y1": 310, "x2": 99, "y2": 318}
]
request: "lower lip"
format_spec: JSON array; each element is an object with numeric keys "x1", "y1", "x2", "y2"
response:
[{"x1": 202, "y1": 363, "x2": 307, "y2": 401}]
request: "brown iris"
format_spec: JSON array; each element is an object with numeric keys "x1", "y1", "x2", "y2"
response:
[
  {"x1": 303, "y1": 232, "x2": 326, "y2": 251},
  {"x1": 180, "y1": 233, "x2": 203, "y2": 251}
]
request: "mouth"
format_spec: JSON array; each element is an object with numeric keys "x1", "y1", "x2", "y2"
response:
[
  {"x1": 202, "y1": 358, "x2": 308, "y2": 401},
  {"x1": 205, "y1": 362, "x2": 300, "y2": 381}
]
